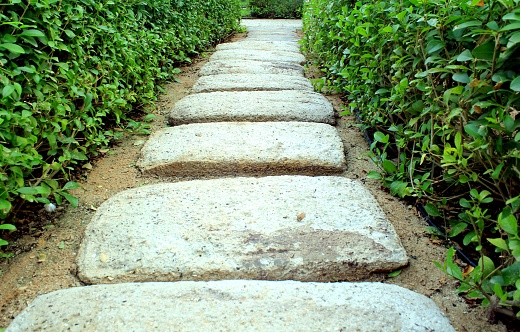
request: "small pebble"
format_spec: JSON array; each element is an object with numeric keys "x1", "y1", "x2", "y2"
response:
[{"x1": 44, "y1": 203, "x2": 56, "y2": 213}]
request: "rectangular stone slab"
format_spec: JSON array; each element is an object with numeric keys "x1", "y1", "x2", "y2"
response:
[
  {"x1": 77, "y1": 176, "x2": 407, "y2": 284},
  {"x1": 136, "y1": 122, "x2": 346, "y2": 177},
  {"x1": 191, "y1": 74, "x2": 313, "y2": 93},
  {"x1": 216, "y1": 40, "x2": 300, "y2": 53},
  {"x1": 168, "y1": 91, "x2": 334, "y2": 125},
  {"x1": 7, "y1": 281, "x2": 455, "y2": 332},
  {"x1": 198, "y1": 60, "x2": 304, "y2": 76},
  {"x1": 210, "y1": 49, "x2": 306, "y2": 64}
]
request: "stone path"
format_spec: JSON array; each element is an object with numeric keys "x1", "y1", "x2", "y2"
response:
[{"x1": 6, "y1": 19, "x2": 455, "y2": 331}]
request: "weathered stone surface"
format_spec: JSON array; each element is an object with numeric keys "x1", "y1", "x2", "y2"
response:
[
  {"x1": 245, "y1": 32, "x2": 300, "y2": 42},
  {"x1": 168, "y1": 90, "x2": 334, "y2": 125},
  {"x1": 242, "y1": 18, "x2": 302, "y2": 30},
  {"x1": 216, "y1": 40, "x2": 300, "y2": 53},
  {"x1": 198, "y1": 60, "x2": 304, "y2": 76},
  {"x1": 191, "y1": 74, "x2": 313, "y2": 93},
  {"x1": 77, "y1": 176, "x2": 406, "y2": 284},
  {"x1": 7, "y1": 281, "x2": 455, "y2": 332},
  {"x1": 210, "y1": 49, "x2": 306, "y2": 64},
  {"x1": 136, "y1": 122, "x2": 346, "y2": 177}
]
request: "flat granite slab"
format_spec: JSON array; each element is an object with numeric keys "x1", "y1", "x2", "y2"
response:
[
  {"x1": 7, "y1": 281, "x2": 455, "y2": 332},
  {"x1": 136, "y1": 122, "x2": 346, "y2": 177},
  {"x1": 210, "y1": 49, "x2": 306, "y2": 64},
  {"x1": 198, "y1": 60, "x2": 304, "y2": 76},
  {"x1": 191, "y1": 74, "x2": 313, "y2": 93},
  {"x1": 216, "y1": 40, "x2": 300, "y2": 53},
  {"x1": 168, "y1": 91, "x2": 334, "y2": 125},
  {"x1": 76, "y1": 176, "x2": 407, "y2": 284}
]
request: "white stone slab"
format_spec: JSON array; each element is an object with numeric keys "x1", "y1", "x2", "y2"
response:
[
  {"x1": 210, "y1": 49, "x2": 305, "y2": 64},
  {"x1": 136, "y1": 122, "x2": 346, "y2": 177},
  {"x1": 216, "y1": 40, "x2": 300, "y2": 53},
  {"x1": 198, "y1": 60, "x2": 304, "y2": 76},
  {"x1": 76, "y1": 176, "x2": 407, "y2": 284},
  {"x1": 191, "y1": 74, "x2": 313, "y2": 93},
  {"x1": 168, "y1": 91, "x2": 334, "y2": 125},
  {"x1": 7, "y1": 281, "x2": 455, "y2": 332}
]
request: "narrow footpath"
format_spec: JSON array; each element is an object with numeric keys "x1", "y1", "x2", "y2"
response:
[{"x1": 7, "y1": 20, "x2": 455, "y2": 331}]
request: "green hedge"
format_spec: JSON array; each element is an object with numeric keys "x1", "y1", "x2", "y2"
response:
[
  {"x1": 303, "y1": 0, "x2": 520, "y2": 318},
  {"x1": 0, "y1": 0, "x2": 240, "y2": 239},
  {"x1": 250, "y1": 0, "x2": 303, "y2": 18}
]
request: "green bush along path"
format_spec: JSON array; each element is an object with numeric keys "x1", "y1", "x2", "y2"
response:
[
  {"x1": 303, "y1": 0, "x2": 520, "y2": 319},
  {"x1": 6, "y1": 20, "x2": 455, "y2": 331},
  {"x1": 0, "y1": 0, "x2": 240, "y2": 249}
]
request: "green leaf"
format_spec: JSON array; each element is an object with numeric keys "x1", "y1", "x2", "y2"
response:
[
  {"x1": 501, "y1": 23, "x2": 520, "y2": 31},
  {"x1": 472, "y1": 42, "x2": 495, "y2": 61},
  {"x1": 499, "y1": 214, "x2": 518, "y2": 235},
  {"x1": 426, "y1": 40, "x2": 445, "y2": 54},
  {"x1": 511, "y1": 76, "x2": 520, "y2": 92},
  {"x1": 373, "y1": 132, "x2": 389, "y2": 143},
  {"x1": 367, "y1": 171, "x2": 382, "y2": 180},
  {"x1": 59, "y1": 192, "x2": 79, "y2": 208},
  {"x1": 452, "y1": 72, "x2": 470, "y2": 83},
  {"x1": 453, "y1": 20, "x2": 482, "y2": 30},
  {"x1": 388, "y1": 269, "x2": 402, "y2": 278},
  {"x1": 0, "y1": 224, "x2": 16, "y2": 231},
  {"x1": 487, "y1": 238, "x2": 508, "y2": 250},
  {"x1": 456, "y1": 49, "x2": 473, "y2": 62},
  {"x1": 424, "y1": 203, "x2": 440, "y2": 217},
  {"x1": 449, "y1": 222, "x2": 467, "y2": 237},
  {"x1": 479, "y1": 255, "x2": 495, "y2": 278},
  {"x1": 62, "y1": 181, "x2": 82, "y2": 190},
  {"x1": 382, "y1": 160, "x2": 397, "y2": 173},
  {"x1": 0, "y1": 43, "x2": 25, "y2": 54},
  {"x1": 20, "y1": 29, "x2": 46, "y2": 37},
  {"x1": 2, "y1": 85, "x2": 15, "y2": 99},
  {"x1": 501, "y1": 261, "x2": 520, "y2": 286},
  {"x1": 508, "y1": 31, "x2": 520, "y2": 48}
]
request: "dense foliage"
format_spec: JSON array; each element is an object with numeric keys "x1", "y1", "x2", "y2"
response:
[
  {"x1": 303, "y1": 0, "x2": 520, "y2": 319},
  {"x1": 0, "y1": 0, "x2": 240, "y2": 248},
  {"x1": 250, "y1": 0, "x2": 303, "y2": 18}
]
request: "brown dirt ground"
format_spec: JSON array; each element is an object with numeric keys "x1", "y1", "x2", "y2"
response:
[{"x1": 0, "y1": 31, "x2": 513, "y2": 331}]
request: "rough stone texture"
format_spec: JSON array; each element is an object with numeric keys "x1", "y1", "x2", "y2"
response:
[
  {"x1": 210, "y1": 49, "x2": 306, "y2": 64},
  {"x1": 245, "y1": 33, "x2": 300, "y2": 42},
  {"x1": 7, "y1": 281, "x2": 455, "y2": 332},
  {"x1": 191, "y1": 74, "x2": 313, "y2": 93},
  {"x1": 168, "y1": 90, "x2": 334, "y2": 125},
  {"x1": 216, "y1": 40, "x2": 300, "y2": 53},
  {"x1": 136, "y1": 122, "x2": 346, "y2": 177},
  {"x1": 242, "y1": 18, "x2": 302, "y2": 30},
  {"x1": 76, "y1": 176, "x2": 407, "y2": 284},
  {"x1": 198, "y1": 60, "x2": 304, "y2": 77}
]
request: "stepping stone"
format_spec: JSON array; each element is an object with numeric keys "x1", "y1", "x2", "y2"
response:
[
  {"x1": 136, "y1": 122, "x2": 346, "y2": 177},
  {"x1": 76, "y1": 176, "x2": 407, "y2": 284},
  {"x1": 216, "y1": 40, "x2": 300, "y2": 53},
  {"x1": 191, "y1": 74, "x2": 313, "y2": 93},
  {"x1": 198, "y1": 60, "x2": 304, "y2": 76},
  {"x1": 7, "y1": 281, "x2": 455, "y2": 331},
  {"x1": 210, "y1": 49, "x2": 306, "y2": 64},
  {"x1": 246, "y1": 33, "x2": 300, "y2": 42},
  {"x1": 168, "y1": 91, "x2": 334, "y2": 125}
]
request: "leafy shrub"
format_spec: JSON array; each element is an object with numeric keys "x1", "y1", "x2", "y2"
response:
[
  {"x1": 250, "y1": 0, "x2": 303, "y2": 18},
  {"x1": 0, "y1": 0, "x2": 240, "y2": 247},
  {"x1": 303, "y1": 0, "x2": 520, "y2": 319}
]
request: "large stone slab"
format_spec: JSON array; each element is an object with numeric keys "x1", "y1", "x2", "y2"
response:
[
  {"x1": 77, "y1": 176, "x2": 407, "y2": 284},
  {"x1": 191, "y1": 74, "x2": 313, "y2": 93},
  {"x1": 216, "y1": 40, "x2": 300, "y2": 53},
  {"x1": 136, "y1": 122, "x2": 346, "y2": 177},
  {"x1": 210, "y1": 49, "x2": 306, "y2": 64},
  {"x1": 198, "y1": 60, "x2": 304, "y2": 76},
  {"x1": 168, "y1": 91, "x2": 334, "y2": 125},
  {"x1": 7, "y1": 281, "x2": 455, "y2": 332},
  {"x1": 242, "y1": 18, "x2": 302, "y2": 30}
]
